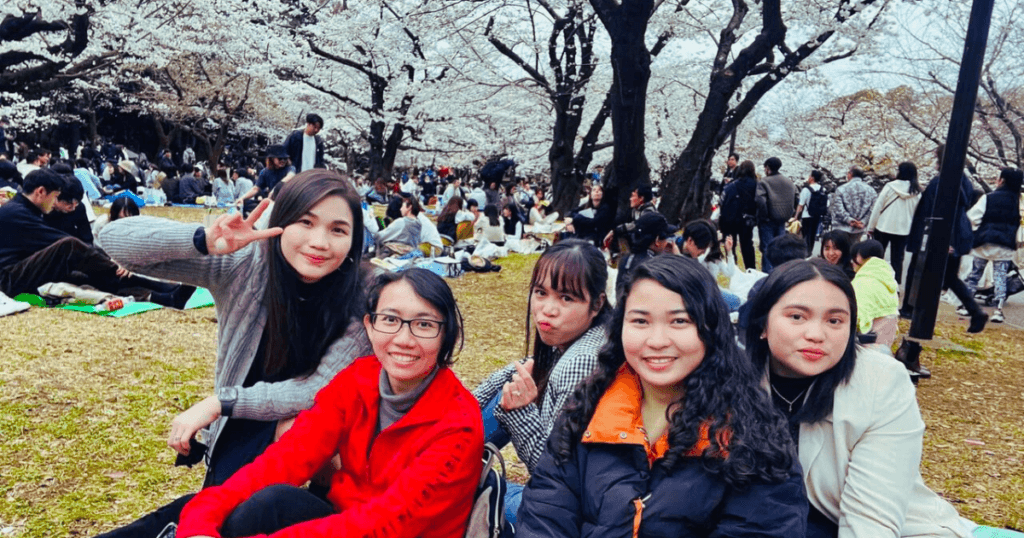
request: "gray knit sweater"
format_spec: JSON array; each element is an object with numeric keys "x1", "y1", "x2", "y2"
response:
[{"x1": 99, "y1": 216, "x2": 372, "y2": 456}]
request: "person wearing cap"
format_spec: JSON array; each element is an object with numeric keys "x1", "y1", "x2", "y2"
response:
[
  {"x1": 236, "y1": 145, "x2": 295, "y2": 205},
  {"x1": 283, "y1": 113, "x2": 325, "y2": 173},
  {"x1": 614, "y1": 211, "x2": 679, "y2": 291}
]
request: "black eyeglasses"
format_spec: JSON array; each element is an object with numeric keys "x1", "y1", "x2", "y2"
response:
[{"x1": 369, "y1": 313, "x2": 444, "y2": 338}]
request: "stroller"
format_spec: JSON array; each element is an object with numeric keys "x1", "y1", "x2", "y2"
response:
[{"x1": 973, "y1": 262, "x2": 1024, "y2": 306}]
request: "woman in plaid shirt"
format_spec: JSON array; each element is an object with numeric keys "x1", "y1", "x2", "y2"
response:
[{"x1": 474, "y1": 239, "x2": 611, "y2": 527}]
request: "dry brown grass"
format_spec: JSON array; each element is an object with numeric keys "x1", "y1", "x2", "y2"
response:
[{"x1": 0, "y1": 206, "x2": 1021, "y2": 536}]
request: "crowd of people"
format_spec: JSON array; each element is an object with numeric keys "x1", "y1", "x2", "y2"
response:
[{"x1": 1, "y1": 113, "x2": 1021, "y2": 538}]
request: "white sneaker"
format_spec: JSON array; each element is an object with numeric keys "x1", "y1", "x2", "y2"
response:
[
  {"x1": 991, "y1": 309, "x2": 1004, "y2": 323},
  {"x1": 956, "y1": 306, "x2": 969, "y2": 317},
  {"x1": 942, "y1": 291, "x2": 961, "y2": 306},
  {"x1": 0, "y1": 291, "x2": 31, "y2": 317}
]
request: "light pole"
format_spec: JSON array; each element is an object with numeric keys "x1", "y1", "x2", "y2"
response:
[{"x1": 896, "y1": 0, "x2": 996, "y2": 379}]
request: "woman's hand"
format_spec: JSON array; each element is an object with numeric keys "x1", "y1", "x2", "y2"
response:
[
  {"x1": 205, "y1": 198, "x2": 283, "y2": 255},
  {"x1": 724, "y1": 235, "x2": 734, "y2": 253},
  {"x1": 169, "y1": 395, "x2": 221, "y2": 456},
  {"x1": 500, "y1": 359, "x2": 537, "y2": 411}
]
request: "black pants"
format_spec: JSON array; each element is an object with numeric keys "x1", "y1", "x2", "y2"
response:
[
  {"x1": 221, "y1": 485, "x2": 334, "y2": 536},
  {"x1": 873, "y1": 230, "x2": 908, "y2": 284},
  {"x1": 801, "y1": 217, "x2": 821, "y2": 257},
  {"x1": 902, "y1": 252, "x2": 983, "y2": 317},
  {"x1": 726, "y1": 225, "x2": 756, "y2": 271},
  {"x1": 0, "y1": 236, "x2": 178, "y2": 300}
]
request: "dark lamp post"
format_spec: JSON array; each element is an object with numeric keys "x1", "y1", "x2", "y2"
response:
[{"x1": 896, "y1": 0, "x2": 995, "y2": 378}]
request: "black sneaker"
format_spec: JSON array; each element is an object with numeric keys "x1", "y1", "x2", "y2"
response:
[
  {"x1": 898, "y1": 308, "x2": 913, "y2": 320},
  {"x1": 967, "y1": 313, "x2": 988, "y2": 333}
]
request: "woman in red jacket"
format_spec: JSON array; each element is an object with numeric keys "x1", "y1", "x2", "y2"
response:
[{"x1": 176, "y1": 268, "x2": 484, "y2": 538}]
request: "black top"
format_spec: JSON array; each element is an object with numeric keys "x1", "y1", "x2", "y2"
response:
[
  {"x1": 44, "y1": 203, "x2": 93, "y2": 245},
  {"x1": 0, "y1": 194, "x2": 69, "y2": 268}
]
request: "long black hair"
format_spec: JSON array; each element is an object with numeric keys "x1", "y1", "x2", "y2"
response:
[
  {"x1": 819, "y1": 230, "x2": 855, "y2": 280},
  {"x1": 527, "y1": 239, "x2": 611, "y2": 400},
  {"x1": 745, "y1": 259, "x2": 858, "y2": 424},
  {"x1": 552, "y1": 255, "x2": 795, "y2": 487},
  {"x1": 366, "y1": 268, "x2": 464, "y2": 367},
  {"x1": 897, "y1": 162, "x2": 921, "y2": 194},
  {"x1": 263, "y1": 169, "x2": 366, "y2": 378}
]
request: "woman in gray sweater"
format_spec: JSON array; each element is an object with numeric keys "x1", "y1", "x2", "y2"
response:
[{"x1": 94, "y1": 170, "x2": 372, "y2": 538}]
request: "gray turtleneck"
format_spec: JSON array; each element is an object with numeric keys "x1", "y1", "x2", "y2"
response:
[{"x1": 377, "y1": 367, "x2": 438, "y2": 434}]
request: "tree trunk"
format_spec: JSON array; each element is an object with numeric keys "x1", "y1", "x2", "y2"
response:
[
  {"x1": 591, "y1": 0, "x2": 654, "y2": 221},
  {"x1": 549, "y1": 94, "x2": 585, "y2": 217},
  {"x1": 367, "y1": 119, "x2": 386, "y2": 181},
  {"x1": 382, "y1": 123, "x2": 405, "y2": 178}
]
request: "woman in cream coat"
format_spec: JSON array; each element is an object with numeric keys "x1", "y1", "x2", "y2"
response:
[
  {"x1": 866, "y1": 162, "x2": 922, "y2": 284},
  {"x1": 745, "y1": 258, "x2": 970, "y2": 538}
]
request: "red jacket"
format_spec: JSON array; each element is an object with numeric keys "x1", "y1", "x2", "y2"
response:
[{"x1": 178, "y1": 356, "x2": 484, "y2": 538}]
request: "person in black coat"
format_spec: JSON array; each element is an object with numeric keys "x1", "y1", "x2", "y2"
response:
[
  {"x1": 901, "y1": 144, "x2": 985, "y2": 334},
  {"x1": 0, "y1": 170, "x2": 189, "y2": 306},
  {"x1": 719, "y1": 160, "x2": 758, "y2": 270},
  {"x1": 283, "y1": 113, "x2": 325, "y2": 173},
  {"x1": 565, "y1": 184, "x2": 614, "y2": 246},
  {"x1": 517, "y1": 256, "x2": 807, "y2": 538},
  {"x1": 43, "y1": 174, "x2": 93, "y2": 244}
]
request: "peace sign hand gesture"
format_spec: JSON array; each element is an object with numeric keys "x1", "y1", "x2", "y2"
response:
[{"x1": 205, "y1": 199, "x2": 283, "y2": 255}]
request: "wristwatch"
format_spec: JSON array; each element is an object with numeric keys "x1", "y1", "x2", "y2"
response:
[{"x1": 217, "y1": 386, "x2": 238, "y2": 418}]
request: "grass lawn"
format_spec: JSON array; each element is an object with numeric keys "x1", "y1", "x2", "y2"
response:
[{"x1": 0, "y1": 206, "x2": 1021, "y2": 536}]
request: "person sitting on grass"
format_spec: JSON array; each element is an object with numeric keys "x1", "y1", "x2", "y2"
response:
[
  {"x1": 745, "y1": 258, "x2": 987, "y2": 537},
  {"x1": 43, "y1": 173, "x2": 93, "y2": 245},
  {"x1": 819, "y1": 230, "x2": 856, "y2": 280},
  {"x1": 0, "y1": 169, "x2": 191, "y2": 308},
  {"x1": 92, "y1": 197, "x2": 140, "y2": 250},
  {"x1": 93, "y1": 170, "x2": 372, "y2": 538},
  {"x1": 174, "y1": 268, "x2": 483, "y2": 538},
  {"x1": 374, "y1": 195, "x2": 423, "y2": 257},
  {"x1": 516, "y1": 255, "x2": 807, "y2": 538},
  {"x1": 473, "y1": 239, "x2": 610, "y2": 528},
  {"x1": 850, "y1": 239, "x2": 900, "y2": 354}
]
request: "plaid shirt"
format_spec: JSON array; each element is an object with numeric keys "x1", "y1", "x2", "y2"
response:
[{"x1": 473, "y1": 325, "x2": 607, "y2": 472}]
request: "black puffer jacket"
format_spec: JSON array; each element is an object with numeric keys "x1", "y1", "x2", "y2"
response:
[
  {"x1": 517, "y1": 432, "x2": 807, "y2": 538},
  {"x1": 973, "y1": 189, "x2": 1019, "y2": 250}
]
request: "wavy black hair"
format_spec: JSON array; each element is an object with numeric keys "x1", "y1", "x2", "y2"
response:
[
  {"x1": 551, "y1": 255, "x2": 795, "y2": 487},
  {"x1": 745, "y1": 258, "x2": 858, "y2": 424},
  {"x1": 366, "y1": 268, "x2": 464, "y2": 368},
  {"x1": 527, "y1": 239, "x2": 611, "y2": 400},
  {"x1": 262, "y1": 169, "x2": 366, "y2": 379}
]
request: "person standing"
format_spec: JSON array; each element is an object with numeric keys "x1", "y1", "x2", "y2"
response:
[
  {"x1": 829, "y1": 167, "x2": 877, "y2": 242},
  {"x1": 719, "y1": 160, "x2": 758, "y2": 270},
  {"x1": 755, "y1": 157, "x2": 795, "y2": 272},
  {"x1": 866, "y1": 162, "x2": 922, "y2": 284},
  {"x1": 901, "y1": 144, "x2": 986, "y2": 335},
  {"x1": 791, "y1": 170, "x2": 827, "y2": 257},
  {"x1": 964, "y1": 168, "x2": 1023, "y2": 324},
  {"x1": 284, "y1": 114, "x2": 325, "y2": 173}
]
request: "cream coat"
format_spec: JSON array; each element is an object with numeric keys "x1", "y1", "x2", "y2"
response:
[
  {"x1": 798, "y1": 349, "x2": 967, "y2": 538},
  {"x1": 866, "y1": 180, "x2": 922, "y2": 236}
]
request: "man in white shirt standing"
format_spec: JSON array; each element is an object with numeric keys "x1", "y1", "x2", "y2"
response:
[{"x1": 284, "y1": 114, "x2": 325, "y2": 173}]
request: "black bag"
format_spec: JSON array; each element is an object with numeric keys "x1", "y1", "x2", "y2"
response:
[
  {"x1": 808, "y1": 188, "x2": 828, "y2": 218},
  {"x1": 464, "y1": 443, "x2": 509, "y2": 538}
]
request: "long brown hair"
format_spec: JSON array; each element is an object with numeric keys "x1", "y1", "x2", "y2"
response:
[{"x1": 263, "y1": 170, "x2": 366, "y2": 378}]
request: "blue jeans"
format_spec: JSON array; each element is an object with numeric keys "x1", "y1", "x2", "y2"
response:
[
  {"x1": 720, "y1": 288, "x2": 741, "y2": 312},
  {"x1": 757, "y1": 221, "x2": 786, "y2": 272},
  {"x1": 482, "y1": 393, "x2": 524, "y2": 527}
]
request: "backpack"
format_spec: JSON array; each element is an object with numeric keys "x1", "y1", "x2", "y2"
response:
[
  {"x1": 465, "y1": 443, "x2": 509, "y2": 538},
  {"x1": 807, "y1": 187, "x2": 828, "y2": 218}
]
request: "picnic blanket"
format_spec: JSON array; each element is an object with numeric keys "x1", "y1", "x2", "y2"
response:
[{"x1": 13, "y1": 287, "x2": 216, "y2": 317}]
